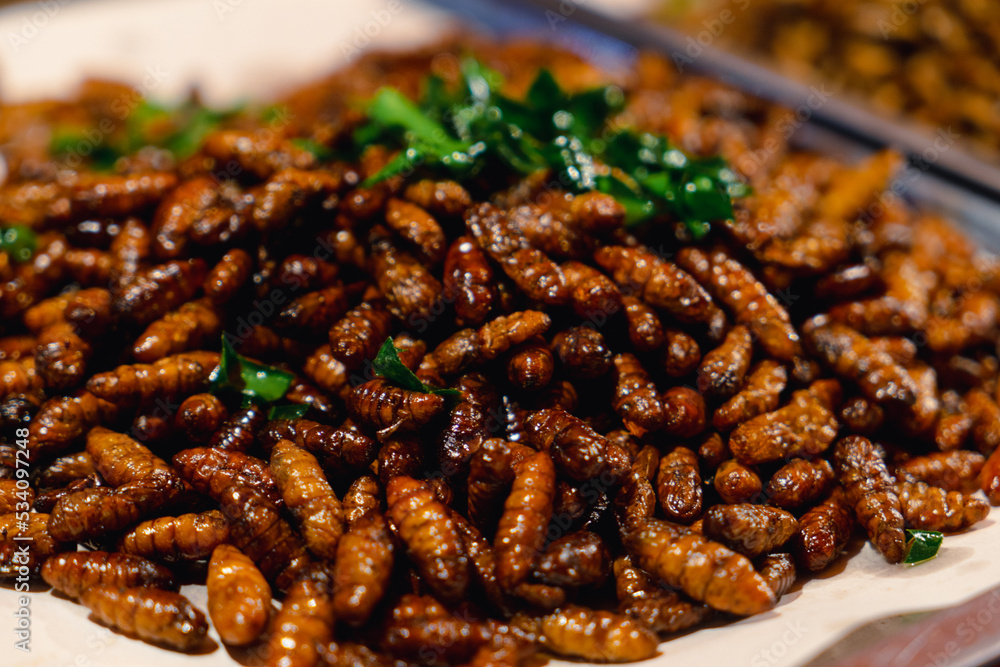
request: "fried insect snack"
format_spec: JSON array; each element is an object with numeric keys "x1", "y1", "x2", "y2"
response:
[
  {"x1": 676, "y1": 246, "x2": 801, "y2": 361},
  {"x1": 702, "y1": 504, "x2": 799, "y2": 558},
  {"x1": 656, "y1": 446, "x2": 702, "y2": 524},
  {"x1": 533, "y1": 531, "x2": 611, "y2": 588},
  {"x1": 118, "y1": 510, "x2": 230, "y2": 561},
  {"x1": 203, "y1": 248, "x2": 253, "y2": 305},
  {"x1": 270, "y1": 440, "x2": 344, "y2": 560},
  {"x1": 86, "y1": 351, "x2": 220, "y2": 406},
  {"x1": 714, "y1": 459, "x2": 763, "y2": 505},
  {"x1": 698, "y1": 325, "x2": 753, "y2": 399},
  {"x1": 758, "y1": 553, "x2": 796, "y2": 599},
  {"x1": 713, "y1": 360, "x2": 787, "y2": 432},
  {"x1": 524, "y1": 408, "x2": 608, "y2": 481},
  {"x1": 0, "y1": 512, "x2": 71, "y2": 578},
  {"x1": 494, "y1": 451, "x2": 556, "y2": 591},
  {"x1": 218, "y1": 484, "x2": 311, "y2": 592},
  {"x1": 537, "y1": 605, "x2": 658, "y2": 663},
  {"x1": 506, "y1": 338, "x2": 555, "y2": 391},
  {"x1": 172, "y1": 447, "x2": 282, "y2": 506},
  {"x1": 621, "y1": 296, "x2": 664, "y2": 353},
  {"x1": 623, "y1": 518, "x2": 776, "y2": 615},
  {"x1": 444, "y1": 236, "x2": 497, "y2": 327},
  {"x1": 34, "y1": 321, "x2": 92, "y2": 391},
  {"x1": 331, "y1": 510, "x2": 395, "y2": 626},
  {"x1": 466, "y1": 202, "x2": 568, "y2": 305},
  {"x1": 896, "y1": 481, "x2": 989, "y2": 532},
  {"x1": 795, "y1": 488, "x2": 855, "y2": 572},
  {"x1": 387, "y1": 475, "x2": 469, "y2": 604},
  {"x1": 80, "y1": 585, "x2": 208, "y2": 652},
  {"x1": 41, "y1": 550, "x2": 176, "y2": 598},
  {"x1": 661, "y1": 327, "x2": 702, "y2": 378},
  {"x1": 467, "y1": 438, "x2": 533, "y2": 534},
  {"x1": 206, "y1": 544, "x2": 271, "y2": 647},
  {"x1": 385, "y1": 197, "x2": 447, "y2": 265},
  {"x1": 342, "y1": 473, "x2": 382, "y2": 526},
  {"x1": 112, "y1": 258, "x2": 207, "y2": 326},
  {"x1": 302, "y1": 344, "x2": 350, "y2": 397},
  {"x1": 132, "y1": 298, "x2": 223, "y2": 362},
  {"x1": 328, "y1": 302, "x2": 394, "y2": 371},
  {"x1": 552, "y1": 326, "x2": 613, "y2": 380},
  {"x1": 613, "y1": 555, "x2": 713, "y2": 635},
  {"x1": 562, "y1": 260, "x2": 623, "y2": 320},
  {"x1": 175, "y1": 393, "x2": 230, "y2": 444},
  {"x1": 766, "y1": 458, "x2": 835, "y2": 510},
  {"x1": 267, "y1": 563, "x2": 336, "y2": 667},
  {"x1": 728, "y1": 382, "x2": 839, "y2": 465},
  {"x1": 839, "y1": 396, "x2": 885, "y2": 436},
  {"x1": 611, "y1": 353, "x2": 666, "y2": 437},
  {"x1": 209, "y1": 404, "x2": 267, "y2": 452},
  {"x1": 661, "y1": 387, "x2": 707, "y2": 438},
  {"x1": 0, "y1": 358, "x2": 43, "y2": 398},
  {"x1": 347, "y1": 378, "x2": 445, "y2": 438},
  {"x1": 834, "y1": 435, "x2": 906, "y2": 564},
  {"x1": 966, "y1": 388, "x2": 1000, "y2": 455},
  {"x1": 896, "y1": 451, "x2": 985, "y2": 493}
]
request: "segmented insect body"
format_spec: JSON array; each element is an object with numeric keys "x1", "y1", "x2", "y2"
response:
[
  {"x1": 219, "y1": 484, "x2": 312, "y2": 592},
  {"x1": 494, "y1": 451, "x2": 556, "y2": 591},
  {"x1": 661, "y1": 327, "x2": 702, "y2": 377},
  {"x1": 896, "y1": 481, "x2": 989, "y2": 532},
  {"x1": 260, "y1": 419, "x2": 379, "y2": 475},
  {"x1": 28, "y1": 391, "x2": 119, "y2": 457},
  {"x1": 328, "y1": 302, "x2": 394, "y2": 371},
  {"x1": 332, "y1": 510, "x2": 395, "y2": 626},
  {"x1": 267, "y1": 564, "x2": 336, "y2": 667},
  {"x1": 112, "y1": 258, "x2": 207, "y2": 326},
  {"x1": 175, "y1": 393, "x2": 229, "y2": 444},
  {"x1": 656, "y1": 446, "x2": 702, "y2": 524},
  {"x1": 387, "y1": 475, "x2": 469, "y2": 603},
  {"x1": 79, "y1": 585, "x2": 208, "y2": 652},
  {"x1": 538, "y1": 605, "x2": 659, "y2": 663},
  {"x1": 839, "y1": 396, "x2": 885, "y2": 436},
  {"x1": 966, "y1": 388, "x2": 1000, "y2": 455},
  {"x1": 119, "y1": 510, "x2": 230, "y2": 561},
  {"x1": 343, "y1": 473, "x2": 382, "y2": 526},
  {"x1": 132, "y1": 298, "x2": 222, "y2": 362},
  {"x1": 834, "y1": 436, "x2": 906, "y2": 563},
  {"x1": 404, "y1": 179, "x2": 472, "y2": 217},
  {"x1": 758, "y1": 553, "x2": 796, "y2": 598},
  {"x1": 41, "y1": 551, "x2": 176, "y2": 598},
  {"x1": 713, "y1": 360, "x2": 787, "y2": 432},
  {"x1": 0, "y1": 358, "x2": 43, "y2": 398},
  {"x1": 302, "y1": 344, "x2": 350, "y2": 398},
  {"x1": 506, "y1": 338, "x2": 555, "y2": 391},
  {"x1": 728, "y1": 384, "x2": 838, "y2": 465},
  {"x1": 676, "y1": 246, "x2": 802, "y2": 361},
  {"x1": 445, "y1": 236, "x2": 496, "y2": 327},
  {"x1": 348, "y1": 378, "x2": 445, "y2": 438},
  {"x1": 533, "y1": 531, "x2": 610, "y2": 588},
  {"x1": 467, "y1": 438, "x2": 532, "y2": 534},
  {"x1": 86, "y1": 351, "x2": 220, "y2": 406},
  {"x1": 172, "y1": 447, "x2": 282, "y2": 506},
  {"x1": 552, "y1": 326, "x2": 613, "y2": 380},
  {"x1": 0, "y1": 512, "x2": 70, "y2": 577},
  {"x1": 207, "y1": 544, "x2": 272, "y2": 647},
  {"x1": 271, "y1": 440, "x2": 345, "y2": 560},
  {"x1": 795, "y1": 488, "x2": 854, "y2": 572},
  {"x1": 562, "y1": 260, "x2": 623, "y2": 320},
  {"x1": 465, "y1": 202, "x2": 568, "y2": 305},
  {"x1": 370, "y1": 233, "x2": 444, "y2": 324},
  {"x1": 209, "y1": 404, "x2": 267, "y2": 452},
  {"x1": 524, "y1": 409, "x2": 607, "y2": 481},
  {"x1": 381, "y1": 594, "x2": 495, "y2": 664},
  {"x1": 385, "y1": 197, "x2": 447, "y2": 265},
  {"x1": 621, "y1": 296, "x2": 664, "y2": 352},
  {"x1": 661, "y1": 386, "x2": 707, "y2": 438},
  {"x1": 611, "y1": 353, "x2": 665, "y2": 437},
  {"x1": 624, "y1": 518, "x2": 776, "y2": 615},
  {"x1": 702, "y1": 504, "x2": 799, "y2": 558},
  {"x1": 438, "y1": 372, "x2": 497, "y2": 477},
  {"x1": 203, "y1": 248, "x2": 252, "y2": 304},
  {"x1": 34, "y1": 321, "x2": 92, "y2": 391},
  {"x1": 698, "y1": 325, "x2": 753, "y2": 398},
  {"x1": 278, "y1": 254, "x2": 340, "y2": 293},
  {"x1": 766, "y1": 458, "x2": 835, "y2": 509},
  {"x1": 612, "y1": 556, "x2": 713, "y2": 635},
  {"x1": 275, "y1": 284, "x2": 351, "y2": 336},
  {"x1": 714, "y1": 459, "x2": 763, "y2": 505}
]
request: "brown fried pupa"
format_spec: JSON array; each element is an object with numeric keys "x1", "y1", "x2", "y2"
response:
[
  {"x1": 80, "y1": 585, "x2": 208, "y2": 652},
  {"x1": 41, "y1": 550, "x2": 176, "y2": 598},
  {"x1": 271, "y1": 440, "x2": 345, "y2": 561},
  {"x1": 206, "y1": 544, "x2": 271, "y2": 647}
]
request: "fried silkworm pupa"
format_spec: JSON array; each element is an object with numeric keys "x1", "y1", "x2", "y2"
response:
[
  {"x1": 506, "y1": 338, "x2": 555, "y2": 391},
  {"x1": 562, "y1": 260, "x2": 623, "y2": 320},
  {"x1": 466, "y1": 438, "x2": 532, "y2": 534},
  {"x1": 614, "y1": 470, "x2": 657, "y2": 535},
  {"x1": 621, "y1": 296, "x2": 664, "y2": 352},
  {"x1": 0, "y1": 512, "x2": 71, "y2": 578},
  {"x1": 895, "y1": 451, "x2": 985, "y2": 493},
  {"x1": 343, "y1": 473, "x2": 381, "y2": 526},
  {"x1": 661, "y1": 327, "x2": 702, "y2": 378},
  {"x1": 613, "y1": 555, "x2": 713, "y2": 635},
  {"x1": 348, "y1": 378, "x2": 446, "y2": 438},
  {"x1": 267, "y1": 563, "x2": 335, "y2": 667},
  {"x1": 676, "y1": 246, "x2": 801, "y2": 361},
  {"x1": 838, "y1": 396, "x2": 885, "y2": 436},
  {"x1": 275, "y1": 285, "x2": 351, "y2": 336},
  {"x1": 370, "y1": 229, "x2": 444, "y2": 323},
  {"x1": 656, "y1": 446, "x2": 702, "y2": 524},
  {"x1": 758, "y1": 553, "x2": 796, "y2": 599},
  {"x1": 834, "y1": 435, "x2": 906, "y2": 564},
  {"x1": 524, "y1": 409, "x2": 608, "y2": 482},
  {"x1": 80, "y1": 585, "x2": 208, "y2": 652},
  {"x1": 0, "y1": 358, "x2": 43, "y2": 397},
  {"x1": 0, "y1": 479, "x2": 31, "y2": 514},
  {"x1": 131, "y1": 298, "x2": 222, "y2": 362},
  {"x1": 34, "y1": 321, "x2": 92, "y2": 391},
  {"x1": 260, "y1": 418, "x2": 379, "y2": 475},
  {"x1": 714, "y1": 459, "x2": 763, "y2": 505},
  {"x1": 271, "y1": 440, "x2": 345, "y2": 560},
  {"x1": 387, "y1": 475, "x2": 469, "y2": 604},
  {"x1": 494, "y1": 451, "x2": 556, "y2": 591},
  {"x1": 381, "y1": 594, "x2": 493, "y2": 664},
  {"x1": 536, "y1": 605, "x2": 658, "y2": 663},
  {"x1": 728, "y1": 382, "x2": 839, "y2": 465},
  {"x1": 465, "y1": 202, "x2": 569, "y2": 306},
  {"x1": 37, "y1": 451, "x2": 97, "y2": 489},
  {"x1": 385, "y1": 197, "x2": 447, "y2": 265},
  {"x1": 277, "y1": 254, "x2": 340, "y2": 293},
  {"x1": 661, "y1": 386, "x2": 707, "y2": 438},
  {"x1": 766, "y1": 458, "x2": 835, "y2": 510},
  {"x1": 302, "y1": 344, "x2": 350, "y2": 398},
  {"x1": 697, "y1": 325, "x2": 753, "y2": 399},
  {"x1": 611, "y1": 353, "x2": 665, "y2": 437},
  {"x1": 444, "y1": 236, "x2": 496, "y2": 327},
  {"x1": 702, "y1": 504, "x2": 799, "y2": 558},
  {"x1": 403, "y1": 179, "x2": 472, "y2": 217},
  {"x1": 437, "y1": 372, "x2": 497, "y2": 477},
  {"x1": 332, "y1": 510, "x2": 395, "y2": 626},
  {"x1": 172, "y1": 447, "x2": 282, "y2": 506},
  {"x1": 64, "y1": 287, "x2": 113, "y2": 339},
  {"x1": 376, "y1": 436, "x2": 424, "y2": 488},
  {"x1": 112, "y1": 258, "x2": 207, "y2": 326},
  {"x1": 118, "y1": 510, "x2": 230, "y2": 561},
  {"x1": 795, "y1": 488, "x2": 854, "y2": 572},
  {"x1": 328, "y1": 302, "x2": 394, "y2": 371},
  {"x1": 896, "y1": 481, "x2": 989, "y2": 532},
  {"x1": 203, "y1": 248, "x2": 252, "y2": 305},
  {"x1": 551, "y1": 326, "x2": 613, "y2": 379},
  {"x1": 209, "y1": 404, "x2": 267, "y2": 452},
  {"x1": 624, "y1": 518, "x2": 776, "y2": 615},
  {"x1": 41, "y1": 551, "x2": 176, "y2": 598},
  {"x1": 175, "y1": 393, "x2": 229, "y2": 445},
  {"x1": 86, "y1": 351, "x2": 220, "y2": 406},
  {"x1": 207, "y1": 544, "x2": 271, "y2": 647},
  {"x1": 966, "y1": 388, "x2": 1000, "y2": 455},
  {"x1": 533, "y1": 531, "x2": 611, "y2": 588},
  {"x1": 218, "y1": 484, "x2": 311, "y2": 593},
  {"x1": 713, "y1": 360, "x2": 787, "y2": 432}
]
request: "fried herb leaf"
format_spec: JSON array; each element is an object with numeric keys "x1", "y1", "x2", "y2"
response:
[
  {"x1": 0, "y1": 225, "x2": 38, "y2": 263},
  {"x1": 372, "y1": 338, "x2": 461, "y2": 399},
  {"x1": 903, "y1": 529, "x2": 944, "y2": 565},
  {"x1": 267, "y1": 404, "x2": 310, "y2": 420},
  {"x1": 210, "y1": 336, "x2": 296, "y2": 404}
]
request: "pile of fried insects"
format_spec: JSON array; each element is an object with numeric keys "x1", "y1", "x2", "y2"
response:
[{"x1": 1, "y1": 41, "x2": 999, "y2": 666}]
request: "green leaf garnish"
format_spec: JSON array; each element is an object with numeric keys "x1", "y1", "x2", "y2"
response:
[
  {"x1": 210, "y1": 336, "x2": 295, "y2": 404},
  {"x1": 267, "y1": 404, "x2": 310, "y2": 420},
  {"x1": 289, "y1": 138, "x2": 333, "y2": 161},
  {"x1": 903, "y1": 529, "x2": 944, "y2": 565},
  {"x1": 355, "y1": 58, "x2": 748, "y2": 236},
  {"x1": 0, "y1": 225, "x2": 37, "y2": 263},
  {"x1": 372, "y1": 338, "x2": 462, "y2": 400}
]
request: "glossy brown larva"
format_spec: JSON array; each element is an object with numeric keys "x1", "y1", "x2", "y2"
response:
[{"x1": 206, "y1": 544, "x2": 272, "y2": 647}]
